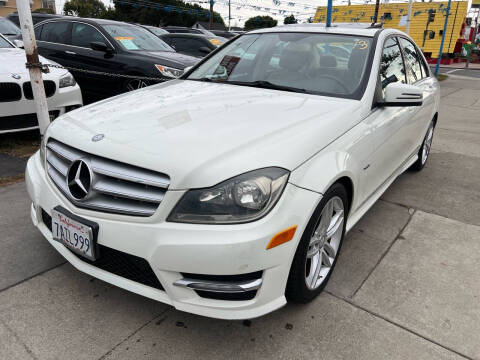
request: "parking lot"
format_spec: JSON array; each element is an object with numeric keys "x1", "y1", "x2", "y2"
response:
[{"x1": 1, "y1": 75, "x2": 479, "y2": 359}]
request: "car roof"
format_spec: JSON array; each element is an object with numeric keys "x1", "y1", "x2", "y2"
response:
[
  {"x1": 35, "y1": 17, "x2": 137, "y2": 27},
  {"x1": 249, "y1": 23, "x2": 384, "y2": 37},
  {"x1": 161, "y1": 33, "x2": 209, "y2": 39}
]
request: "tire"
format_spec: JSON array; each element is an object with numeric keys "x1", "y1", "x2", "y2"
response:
[
  {"x1": 410, "y1": 120, "x2": 435, "y2": 171},
  {"x1": 286, "y1": 182, "x2": 348, "y2": 303}
]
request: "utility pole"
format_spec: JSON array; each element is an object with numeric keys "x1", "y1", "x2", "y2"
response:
[
  {"x1": 209, "y1": 0, "x2": 214, "y2": 30},
  {"x1": 228, "y1": 0, "x2": 231, "y2": 31},
  {"x1": 326, "y1": 0, "x2": 333, "y2": 27},
  {"x1": 16, "y1": 0, "x2": 50, "y2": 135},
  {"x1": 406, "y1": 0, "x2": 413, "y2": 34},
  {"x1": 372, "y1": 0, "x2": 380, "y2": 25},
  {"x1": 434, "y1": 0, "x2": 451, "y2": 76}
]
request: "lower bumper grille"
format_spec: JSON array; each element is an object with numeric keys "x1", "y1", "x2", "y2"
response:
[
  {"x1": 41, "y1": 209, "x2": 164, "y2": 291},
  {"x1": 178, "y1": 272, "x2": 263, "y2": 301},
  {"x1": 0, "y1": 111, "x2": 59, "y2": 132}
]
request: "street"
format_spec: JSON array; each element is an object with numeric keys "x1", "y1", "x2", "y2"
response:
[{"x1": 1, "y1": 75, "x2": 479, "y2": 360}]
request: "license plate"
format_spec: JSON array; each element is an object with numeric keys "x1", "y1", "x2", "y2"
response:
[{"x1": 51, "y1": 208, "x2": 97, "y2": 261}]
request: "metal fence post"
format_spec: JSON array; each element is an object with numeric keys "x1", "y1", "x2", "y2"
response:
[
  {"x1": 16, "y1": 0, "x2": 50, "y2": 135},
  {"x1": 434, "y1": 0, "x2": 452, "y2": 77}
]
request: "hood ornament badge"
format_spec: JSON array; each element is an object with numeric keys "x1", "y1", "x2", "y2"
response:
[
  {"x1": 92, "y1": 134, "x2": 104, "y2": 142},
  {"x1": 11, "y1": 73, "x2": 21, "y2": 80}
]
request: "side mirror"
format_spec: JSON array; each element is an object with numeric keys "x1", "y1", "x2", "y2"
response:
[
  {"x1": 381, "y1": 82, "x2": 423, "y2": 107},
  {"x1": 90, "y1": 41, "x2": 113, "y2": 53},
  {"x1": 198, "y1": 46, "x2": 211, "y2": 54},
  {"x1": 13, "y1": 39, "x2": 24, "y2": 48}
]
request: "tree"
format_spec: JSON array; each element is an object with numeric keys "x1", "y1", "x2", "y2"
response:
[
  {"x1": 244, "y1": 16, "x2": 277, "y2": 31},
  {"x1": 283, "y1": 15, "x2": 297, "y2": 25},
  {"x1": 63, "y1": 0, "x2": 106, "y2": 18}
]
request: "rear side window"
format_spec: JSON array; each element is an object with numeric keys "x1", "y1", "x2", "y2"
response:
[
  {"x1": 40, "y1": 21, "x2": 70, "y2": 44},
  {"x1": 398, "y1": 37, "x2": 423, "y2": 83},
  {"x1": 34, "y1": 24, "x2": 43, "y2": 40},
  {"x1": 380, "y1": 37, "x2": 406, "y2": 89},
  {"x1": 71, "y1": 23, "x2": 104, "y2": 48}
]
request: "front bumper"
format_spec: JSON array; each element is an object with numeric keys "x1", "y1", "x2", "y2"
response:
[
  {"x1": 25, "y1": 152, "x2": 321, "y2": 319},
  {"x1": 0, "y1": 82, "x2": 83, "y2": 134}
]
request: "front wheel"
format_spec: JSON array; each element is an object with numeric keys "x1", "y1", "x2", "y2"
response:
[
  {"x1": 286, "y1": 183, "x2": 348, "y2": 303},
  {"x1": 410, "y1": 120, "x2": 435, "y2": 171},
  {"x1": 123, "y1": 78, "x2": 149, "y2": 92}
]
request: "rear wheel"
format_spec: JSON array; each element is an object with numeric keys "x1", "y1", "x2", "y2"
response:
[
  {"x1": 286, "y1": 183, "x2": 348, "y2": 303},
  {"x1": 410, "y1": 120, "x2": 435, "y2": 171}
]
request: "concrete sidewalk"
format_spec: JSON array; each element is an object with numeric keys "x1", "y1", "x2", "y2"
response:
[{"x1": 1, "y1": 77, "x2": 479, "y2": 360}]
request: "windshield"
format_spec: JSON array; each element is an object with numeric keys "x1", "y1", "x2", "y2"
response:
[
  {"x1": 102, "y1": 24, "x2": 174, "y2": 52},
  {"x1": 0, "y1": 35, "x2": 13, "y2": 48},
  {"x1": 0, "y1": 18, "x2": 21, "y2": 36},
  {"x1": 187, "y1": 33, "x2": 373, "y2": 99}
]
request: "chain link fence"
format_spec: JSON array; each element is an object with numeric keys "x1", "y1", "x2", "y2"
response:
[{"x1": 26, "y1": 62, "x2": 173, "y2": 82}]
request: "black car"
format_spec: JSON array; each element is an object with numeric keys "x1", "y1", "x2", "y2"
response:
[
  {"x1": 163, "y1": 26, "x2": 216, "y2": 37},
  {"x1": 139, "y1": 25, "x2": 168, "y2": 36},
  {"x1": 159, "y1": 33, "x2": 226, "y2": 58},
  {"x1": 7, "y1": 12, "x2": 63, "y2": 27},
  {"x1": 34, "y1": 18, "x2": 198, "y2": 102},
  {"x1": 0, "y1": 17, "x2": 22, "y2": 42},
  {"x1": 210, "y1": 30, "x2": 237, "y2": 39}
]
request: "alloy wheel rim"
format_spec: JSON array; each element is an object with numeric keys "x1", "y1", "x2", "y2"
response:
[
  {"x1": 422, "y1": 124, "x2": 434, "y2": 165},
  {"x1": 305, "y1": 196, "x2": 344, "y2": 290},
  {"x1": 126, "y1": 80, "x2": 148, "y2": 91}
]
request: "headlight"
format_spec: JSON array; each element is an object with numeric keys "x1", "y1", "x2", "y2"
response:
[
  {"x1": 168, "y1": 168, "x2": 289, "y2": 224},
  {"x1": 59, "y1": 73, "x2": 76, "y2": 88},
  {"x1": 155, "y1": 64, "x2": 183, "y2": 78}
]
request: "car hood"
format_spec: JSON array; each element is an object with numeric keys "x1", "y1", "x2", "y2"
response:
[
  {"x1": 48, "y1": 80, "x2": 363, "y2": 189},
  {"x1": 135, "y1": 50, "x2": 198, "y2": 68},
  {"x1": 0, "y1": 48, "x2": 66, "y2": 76}
]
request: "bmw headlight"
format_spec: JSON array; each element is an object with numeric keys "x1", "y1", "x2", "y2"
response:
[
  {"x1": 59, "y1": 73, "x2": 76, "y2": 88},
  {"x1": 168, "y1": 168, "x2": 289, "y2": 224},
  {"x1": 155, "y1": 64, "x2": 183, "y2": 78}
]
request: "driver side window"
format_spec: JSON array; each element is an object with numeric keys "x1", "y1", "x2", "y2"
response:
[{"x1": 380, "y1": 37, "x2": 406, "y2": 93}]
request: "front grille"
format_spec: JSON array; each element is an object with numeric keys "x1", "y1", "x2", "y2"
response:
[
  {"x1": 41, "y1": 209, "x2": 164, "y2": 291},
  {"x1": 0, "y1": 111, "x2": 59, "y2": 132},
  {"x1": 0, "y1": 82, "x2": 22, "y2": 102},
  {"x1": 46, "y1": 139, "x2": 170, "y2": 217},
  {"x1": 23, "y1": 80, "x2": 56, "y2": 99}
]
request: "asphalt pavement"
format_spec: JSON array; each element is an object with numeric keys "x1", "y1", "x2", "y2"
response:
[{"x1": 1, "y1": 77, "x2": 479, "y2": 360}]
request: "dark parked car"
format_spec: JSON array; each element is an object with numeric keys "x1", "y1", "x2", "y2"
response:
[
  {"x1": 139, "y1": 24, "x2": 168, "y2": 36},
  {"x1": 34, "y1": 18, "x2": 198, "y2": 102},
  {"x1": 7, "y1": 12, "x2": 62, "y2": 27},
  {"x1": 163, "y1": 26, "x2": 216, "y2": 37},
  {"x1": 210, "y1": 30, "x2": 237, "y2": 39},
  {"x1": 159, "y1": 33, "x2": 226, "y2": 58},
  {"x1": 0, "y1": 17, "x2": 22, "y2": 42}
]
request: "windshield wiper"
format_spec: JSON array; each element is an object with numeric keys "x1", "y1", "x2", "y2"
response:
[{"x1": 226, "y1": 80, "x2": 307, "y2": 94}]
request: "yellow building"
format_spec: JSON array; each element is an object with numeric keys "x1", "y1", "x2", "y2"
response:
[
  {"x1": 314, "y1": 1, "x2": 468, "y2": 56},
  {"x1": 0, "y1": 0, "x2": 53, "y2": 18}
]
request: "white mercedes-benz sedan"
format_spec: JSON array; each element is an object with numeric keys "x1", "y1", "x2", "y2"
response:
[
  {"x1": 0, "y1": 34, "x2": 82, "y2": 134},
  {"x1": 25, "y1": 24, "x2": 439, "y2": 319}
]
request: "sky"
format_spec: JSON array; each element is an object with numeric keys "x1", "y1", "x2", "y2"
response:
[{"x1": 55, "y1": 0, "x2": 478, "y2": 28}]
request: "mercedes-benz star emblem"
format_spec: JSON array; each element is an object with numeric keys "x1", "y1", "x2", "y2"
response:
[
  {"x1": 11, "y1": 73, "x2": 21, "y2": 80},
  {"x1": 67, "y1": 159, "x2": 92, "y2": 200},
  {"x1": 92, "y1": 134, "x2": 104, "y2": 142}
]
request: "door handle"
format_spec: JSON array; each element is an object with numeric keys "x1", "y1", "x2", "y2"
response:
[{"x1": 65, "y1": 50, "x2": 76, "y2": 55}]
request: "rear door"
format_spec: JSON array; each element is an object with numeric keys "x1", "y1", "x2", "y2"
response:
[
  {"x1": 36, "y1": 21, "x2": 72, "y2": 65},
  {"x1": 398, "y1": 37, "x2": 437, "y2": 152}
]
